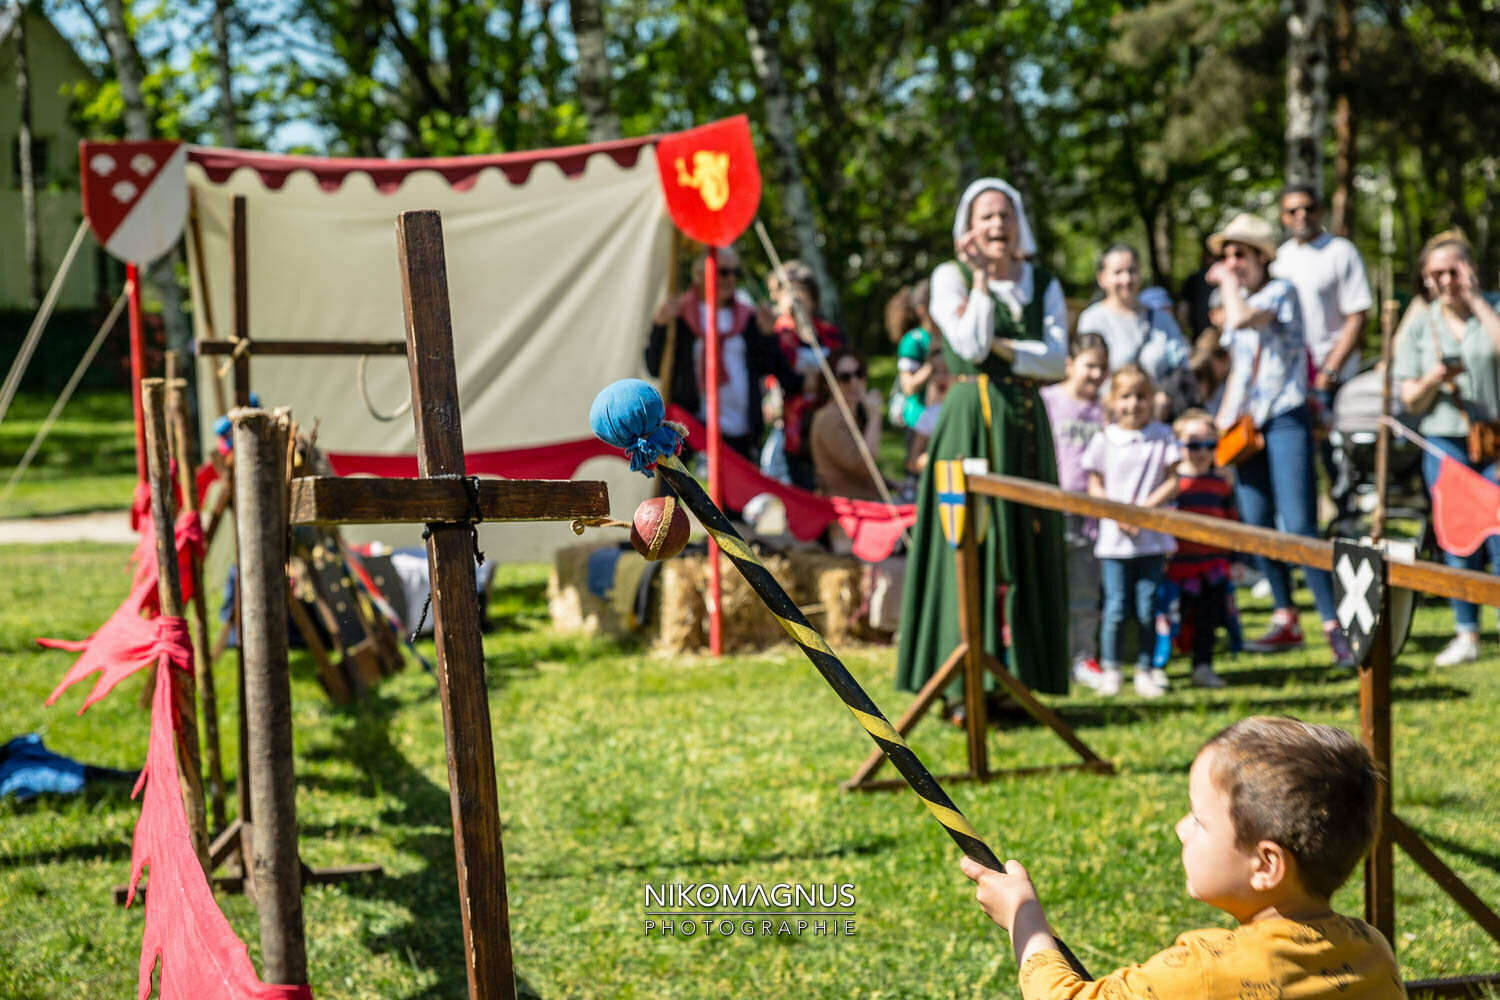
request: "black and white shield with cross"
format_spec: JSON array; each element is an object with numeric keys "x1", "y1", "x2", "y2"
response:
[{"x1": 1333, "y1": 540, "x2": 1385, "y2": 666}]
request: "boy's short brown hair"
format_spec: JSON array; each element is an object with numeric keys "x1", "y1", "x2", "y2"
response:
[
  {"x1": 1202, "y1": 717, "x2": 1379, "y2": 900},
  {"x1": 1172, "y1": 408, "x2": 1215, "y2": 438},
  {"x1": 1106, "y1": 363, "x2": 1155, "y2": 405}
]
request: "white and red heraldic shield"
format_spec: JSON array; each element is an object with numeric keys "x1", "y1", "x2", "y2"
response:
[{"x1": 79, "y1": 140, "x2": 188, "y2": 265}]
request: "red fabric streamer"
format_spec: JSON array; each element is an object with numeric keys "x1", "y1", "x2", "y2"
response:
[
  {"x1": 1432, "y1": 456, "x2": 1500, "y2": 557},
  {"x1": 130, "y1": 481, "x2": 152, "y2": 533},
  {"x1": 38, "y1": 511, "x2": 204, "y2": 712},
  {"x1": 324, "y1": 409, "x2": 917, "y2": 562},
  {"x1": 127, "y1": 634, "x2": 314, "y2": 1000},
  {"x1": 195, "y1": 461, "x2": 219, "y2": 507}
]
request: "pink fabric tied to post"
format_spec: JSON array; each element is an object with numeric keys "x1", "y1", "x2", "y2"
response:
[
  {"x1": 38, "y1": 510, "x2": 204, "y2": 712},
  {"x1": 127, "y1": 628, "x2": 314, "y2": 1000}
]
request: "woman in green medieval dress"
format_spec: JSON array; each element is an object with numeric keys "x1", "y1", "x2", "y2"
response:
[{"x1": 896, "y1": 178, "x2": 1071, "y2": 720}]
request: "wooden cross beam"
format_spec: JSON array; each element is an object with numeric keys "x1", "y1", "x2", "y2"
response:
[{"x1": 287, "y1": 210, "x2": 609, "y2": 1000}]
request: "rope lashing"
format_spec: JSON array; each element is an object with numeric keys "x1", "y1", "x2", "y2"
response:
[
  {"x1": 215, "y1": 337, "x2": 252, "y2": 380},
  {"x1": 571, "y1": 516, "x2": 631, "y2": 534},
  {"x1": 409, "y1": 474, "x2": 485, "y2": 641},
  {"x1": 588, "y1": 378, "x2": 1091, "y2": 980}
]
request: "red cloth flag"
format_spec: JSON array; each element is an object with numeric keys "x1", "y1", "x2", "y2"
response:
[
  {"x1": 127, "y1": 635, "x2": 313, "y2": 1000},
  {"x1": 1432, "y1": 456, "x2": 1500, "y2": 556},
  {"x1": 38, "y1": 511, "x2": 204, "y2": 712}
]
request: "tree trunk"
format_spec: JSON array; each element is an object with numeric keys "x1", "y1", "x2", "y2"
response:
[
  {"x1": 743, "y1": 0, "x2": 842, "y2": 325},
  {"x1": 212, "y1": 0, "x2": 236, "y2": 144},
  {"x1": 568, "y1": 0, "x2": 620, "y2": 141},
  {"x1": 1329, "y1": 0, "x2": 1356, "y2": 237},
  {"x1": 98, "y1": 0, "x2": 196, "y2": 431},
  {"x1": 14, "y1": 1, "x2": 42, "y2": 307},
  {"x1": 1285, "y1": 0, "x2": 1330, "y2": 191}
]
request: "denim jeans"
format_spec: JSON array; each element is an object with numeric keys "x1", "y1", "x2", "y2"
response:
[
  {"x1": 1100, "y1": 555, "x2": 1164, "y2": 667},
  {"x1": 1232, "y1": 404, "x2": 1338, "y2": 620},
  {"x1": 1421, "y1": 435, "x2": 1500, "y2": 632}
]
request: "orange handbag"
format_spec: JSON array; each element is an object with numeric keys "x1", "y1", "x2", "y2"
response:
[
  {"x1": 1215, "y1": 412, "x2": 1264, "y2": 467},
  {"x1": 1215, "y1": 337, "x2": 1263, "y2": 468}
]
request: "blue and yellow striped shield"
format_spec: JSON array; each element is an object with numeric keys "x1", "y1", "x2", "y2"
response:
[{"x1": 935, "y1": 460, "x2": 967, "y2": 548}]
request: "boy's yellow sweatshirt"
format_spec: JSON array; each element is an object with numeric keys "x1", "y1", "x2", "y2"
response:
[{"x1": 1021, "y1": 916, "x2": 1405, "y2": 1000}]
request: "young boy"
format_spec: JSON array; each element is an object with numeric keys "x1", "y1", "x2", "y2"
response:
[
  {"x1": 960, "y1": 716, "x2": 1404, "y2": 999},
  {"x1": 1170, "y1": 408, "x2": 1240, "y2": 689}
]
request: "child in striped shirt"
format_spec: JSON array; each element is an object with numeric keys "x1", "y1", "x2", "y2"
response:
[{"x1": 1170, "y1": 408, "x2": 1239, "y2": 689}]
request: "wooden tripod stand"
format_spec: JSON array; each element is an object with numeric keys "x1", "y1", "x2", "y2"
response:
[{"x1": 846, "y1": 460, "x2": 1113, "y2": 791}]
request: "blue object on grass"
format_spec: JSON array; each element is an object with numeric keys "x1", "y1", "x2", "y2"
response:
[
  {"x1": 586, "y1": 546, "x2": 624, "y2": 598},
  {"x1": 0, "y1": 734, "x2": 136, "y2": 801},
  {"x1": 589, "y1": 379, "x2": 681, "y2": 475}
]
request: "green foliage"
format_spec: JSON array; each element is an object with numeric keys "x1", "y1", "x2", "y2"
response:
[{"x1": 3, "y1": 543, "x2": 1500, "y2": 996}]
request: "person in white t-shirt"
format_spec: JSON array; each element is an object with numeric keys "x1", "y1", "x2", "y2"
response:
[{"x1": 1269, "y1": 185, "x2": 1373, "y2": 489}]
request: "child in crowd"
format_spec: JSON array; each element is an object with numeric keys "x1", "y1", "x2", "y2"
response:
[
  {"x1": 960, "y1": 716, "x2": 1402, "y2": 1000},
  {"x1": 1190, "y1": 326, "x2": 1231, "y2": 419},
  {"x1": 1169, "y1": 408, "x2": 1240, "y2": 689},
  {"x1": 890, "y1": 280, "x2": 936, "y2": 430},
  {"x1": 1080, "y1": 365, "x2": 1181, "y2": 698},
  {"x1": 1041, "y1": 333, "x2": 1109, "y2": 692}
]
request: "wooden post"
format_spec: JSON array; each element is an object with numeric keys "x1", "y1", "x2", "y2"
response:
[
  {"x1": 1371, "y1": 300, "x2": 1399, "y2": 544},
  {"x1": 231, "y1": 406, "x2": 308, "y2": 985},
  {"x1": 955, "y1": 516, "x2": 988, "y2": 778},
  {"x1": 231, "y1": 195, "x2": 251, "y2": 408},
  {"x1": 167, "y1": 359, "x2": 227, "y2": 831},
  {"x1": 141, "y1": 378, "x2": 211, "y2": 874},
  {"x1": 1361, "y1": 583, "x2": 1395, "y2": 944},
  {"x1": 396, "y1": 210, "x2": 516, "y2": 1000},
  {"x1": 704, "y1": 246, "x2": 723, "y2": 656}
]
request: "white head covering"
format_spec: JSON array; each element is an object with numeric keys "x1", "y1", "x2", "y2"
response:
[{"x1": 951, "y1": 178, "x2": 1037, "y2": 257}]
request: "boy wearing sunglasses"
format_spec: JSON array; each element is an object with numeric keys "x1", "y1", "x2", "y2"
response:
[{"x1": 1168, "y1": 408, "x2": 1240, "y2": 688}]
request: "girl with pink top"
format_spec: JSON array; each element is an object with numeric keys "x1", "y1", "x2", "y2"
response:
[{"x1": 1080, "y1": 365, "x2": 1181, "y2": 698}]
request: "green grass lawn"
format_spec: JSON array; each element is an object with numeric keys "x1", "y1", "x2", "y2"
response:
[
  {"x1": 3, "y1": 540, "x2": 1499, "y2": 998},
  {"x1": 0, "y1": 392, "x2": 140, "y2": 519}
]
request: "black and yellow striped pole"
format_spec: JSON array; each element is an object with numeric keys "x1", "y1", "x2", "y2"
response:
[
  {"x1": 587, "y1": 376, "x2": 1089, "y2": 977},
  {"x1": 651, "y1": 453, "x2": 1089, "y2": 976}
]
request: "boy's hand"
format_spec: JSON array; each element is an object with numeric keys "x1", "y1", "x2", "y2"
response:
[{"x1": 959, "y1": 855, "x2": 1039, "y2": 932}]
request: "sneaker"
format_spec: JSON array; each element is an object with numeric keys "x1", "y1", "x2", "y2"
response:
[
  {"x1": 1095, "y1": 664, "x2": 1124, "y2": 697},
  {"x1": 1244, "y1": 617, "x2": 1304, "y2": 653},
  {"x1": 1133, "y1": 670, "x2": 1168, "y2": 698},
  {"x1": 1071, "y1": 659, "x2": 1106, "y2": 691},
  {"x1": 1323, "y1": 624, "x2": 1357, "y2": 670},
  {"x1": 1191, "y1": 663, "x2": 1226, "y2": 689},
  {"x1": 1435, "y1": 632, "x2": 1480, "y2": 666},
  {"x1": 1149, "y1": 667, "x2": 1171, "y2": 691}
]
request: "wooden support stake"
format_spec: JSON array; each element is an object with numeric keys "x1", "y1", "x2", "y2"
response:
[
  {"x1": 397, "y1": 210, "x2": 516, "y2": 1000},
  {"x1": 167, "y1": 364, "x2": 228, "y2": 831},
  {"x1": 231, "y1": 406, "x2": 308, "y2": 985},
  {"x1": 231, "y1": 194, "x2": 251, "y2": 408},
  {"x1": 956, "y1": 519, "x2": 989, "y2": 778},
  {"x1": 142, "y1": 378, "x2": 211, "y2": 874}
]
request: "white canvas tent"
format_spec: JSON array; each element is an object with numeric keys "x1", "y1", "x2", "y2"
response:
[{"x1": 183, "y1": 137, "x2": 674, "y2": 560}]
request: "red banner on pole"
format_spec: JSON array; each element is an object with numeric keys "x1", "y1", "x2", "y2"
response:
[{"x1": 654, "y1": 116, "x2": 761, "y2": 248}]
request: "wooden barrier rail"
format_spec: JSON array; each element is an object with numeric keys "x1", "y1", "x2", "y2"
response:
[
  {"x1": 967, "y1": 472, "x2": 1500, "y2": 609},
  {"x1": 966, "y1": 469, "x2": 1500, "y2": 996}
]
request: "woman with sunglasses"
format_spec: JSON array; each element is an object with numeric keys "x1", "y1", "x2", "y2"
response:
[
  {"x1": 809, "y1": 349, "x2": 887, "y2": 506},
  {"x1": 897, "y1": 178, "x2": 1071, "y2": 720},
  {"x1": 1392, "y1": 231, "x2": 1500, "y2": 665},
  {"x1": 1208, "y1": 214, "x2": 1352, "y2": 668}
]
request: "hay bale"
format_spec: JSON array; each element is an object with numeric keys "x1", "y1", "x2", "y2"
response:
[{"x1": 650, "y1": 545, "x2": 871, "y2": 654}]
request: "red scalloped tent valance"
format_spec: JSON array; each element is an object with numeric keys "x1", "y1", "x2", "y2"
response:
[{"x1": 187, "y1": 134, "x2": 659, "y2": 193}]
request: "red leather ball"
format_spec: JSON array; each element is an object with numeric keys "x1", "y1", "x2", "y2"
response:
[{"x1": 630, "y1": 495, "x2": 691, "y2": 561}]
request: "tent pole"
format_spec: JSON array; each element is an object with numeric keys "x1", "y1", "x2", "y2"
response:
[
  {"x1": 705, "y1": 246, "x2": 722, "y2": 656},
  {"x1": 128, "y1": 263, "x2": 147, "y2": 483}
]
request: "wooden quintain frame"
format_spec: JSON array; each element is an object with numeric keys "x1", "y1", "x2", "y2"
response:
[
  {"x1": 962, "y1": 470, "x2": 1500, "y2": 998},
  {"x1": 282, "y1": 210, "x2": 610, "y2": 1000},
  {"x1": 845, "y1": 459, "x2": 1113, "y2": 792}
]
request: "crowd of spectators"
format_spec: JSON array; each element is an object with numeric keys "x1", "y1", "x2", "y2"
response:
[{"x1": 645, "y1": 180, "x2": 1490, "y2": 676}]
